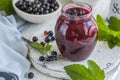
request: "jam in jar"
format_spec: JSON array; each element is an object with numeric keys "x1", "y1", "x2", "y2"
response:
[{"x1": 55, "y1": 3, "x2": 98, "y2": 61}]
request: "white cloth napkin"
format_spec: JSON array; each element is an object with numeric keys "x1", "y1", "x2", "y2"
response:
[
  {"x1": 0, "y1": 42, "x2": 30, "y2": 80},
  {"x1": 0, "y1": 13, "x2": 30, "y2": 80},
  {"x1": 0, "y1": 15, "x2": 27, "y2": 57}
]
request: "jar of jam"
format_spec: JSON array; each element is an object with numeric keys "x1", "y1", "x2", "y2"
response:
[{"x1": 55, "y1": 3, "x2": 98, "y2": 61}]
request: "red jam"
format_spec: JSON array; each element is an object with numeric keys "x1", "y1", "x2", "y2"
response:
[{"x1": 55, "y1": 3, "x2": 98, "y2": 61}]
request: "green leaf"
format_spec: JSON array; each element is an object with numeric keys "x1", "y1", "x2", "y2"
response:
[
  {"x1": 64, "y1": 60, "x2": 105, "y2": 80},
  {"x1": 108, "y1": 16, "x2": 120, "y2": 31},
  {"x1": 106, "y1": 32, "x2": 115, "y2": 41},
  {"x1": 116, "y1": 33, "x2": 120, "y2": 46},
  {"x1": 64, "y1": 64, "x2": 94, "y2": 80},
  {"x1": 96, "y1": 15, "x2": 120, "y2": 48},
  {"x1": 31, "y1": 42, "x2": 44, "y2": 51},
  {"x1": 44, "y1": 44, "x2": 52, "y2": 51},
  {"x1": 0, "y1": 0, "x2": 16, "y2": 14},
  {"x1": 88, "y1": 60, "x2": 105, "y2": 80},
  {"x1": 117, "y1": 32, "x2": 120, "y2": 40},
  {"x1": 96, "y1": 15, "x2": 109, "y2": 41},
  {"x1": 96, "y1": 15, "x2": 109, "y2": 30},
  {"x1": 98, "y1": 29, "x2": 108, "y2": 41},
  {"x1": 31, "y1": 42, "x2": 52, "y2": 52},
  {"x1": 107, "y1": 40, "x2": 116, "y2": 49}
]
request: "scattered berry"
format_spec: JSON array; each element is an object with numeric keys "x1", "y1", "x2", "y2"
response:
[
  {"x1": 44, "y1": 31, "x2": 48, "y2": 36},
  {"x1": 46, "y1": 56, "x2": 53, "y2": 61},
  {"x1": 51, "y1": 36, "x2": 55, "y2": 41},
  {"x1": 28, "y1": 72, "x2": 34, "y2": 79},
  {"x1": 39, "y1": 56, "x2": 45, "y2": 61},
  {"x1": 40, "y1": 42, "x2": 46, "y2": 46},
  {"x1": 51, "y1": 51, "x2": 57, "y2": 56},
  {"x1": 44, "y1": 30, "x2": 55, "y2": 42},
  {"x1": 32, "y1": 36, "x2": 38, "y2": 42},
  {"x1": 49, "y1": 56, "x2": 54, "y2": 61},
  {"x1": 48, "y1": 31, "x2": 53, "y2": 36},
  {"x1": 45, "y1": 36, "x2": 51, "y2": 43},
  {"x1": 52, "y1": 55, "x2": 57, "y2": 60},
  {"x1": 46, "y1": 57, "x2": 50, "y2": 61}
]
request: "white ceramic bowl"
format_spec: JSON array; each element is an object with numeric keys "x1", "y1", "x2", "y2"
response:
[{"x1": 12, "y1": 0, "x2": 62, "y2": 23}]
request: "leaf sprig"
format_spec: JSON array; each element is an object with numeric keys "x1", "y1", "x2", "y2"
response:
[{"x1": 96, "y1": 15, "x2": 120, "y2": 48}]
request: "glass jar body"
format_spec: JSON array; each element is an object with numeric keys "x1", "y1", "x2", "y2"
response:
[{"x1": 55, "y1": 3, "x2": 98, "y2": 61}]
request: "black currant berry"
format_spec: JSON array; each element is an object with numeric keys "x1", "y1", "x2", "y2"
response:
[
  {"x1": 45, "y1": 36, "x2": 51, "y2": 43},
  {"x1": 28, "y1": 72, "x2": 34, "y2": 79},
  {"x1": 39, "y1": 56, "x2": 45, "y2": 61},
  {"x1": 48, "y1": 31, "x2": 53, "y2": 36},
  {"x1": 51, "y1": 36, "x2": 55, "y2": 41},
  {"x1": 32, "y1": 36, "x2": 38, "y2": 42},
  {"x1": 51, "y1": 51, "x2": 57, "y2": 56}
]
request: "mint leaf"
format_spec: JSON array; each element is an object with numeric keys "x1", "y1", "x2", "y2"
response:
[
  {"x1": 96, "y1": 15, "x2": 109, "y2": 30},
  {"x1": 96, "y1": 15, "x2": 120, "y2": 48},
  {"x1": 88, "y1": 60, "x2": 105, "y2": 80},
  {"x1": 31, "y1": 42, "x2": 52, "y2": 52},
  {"x1": 31, "y1": 42, "x2": 44, "y2": 51},
  {"x1": 97, "y1": 29, "x2": 108, "y2": 41},
  {"x1": 107, "y1": 40, "x2": 116, "y2": 49},
  {"x1": 109, "y1": 16, "x2": 120, "y2": 31},
  {"x1": 44, "y1": 44, "x2": 52, "y2": 51},
  {"x1": 0, "y1": 0, "x2": 15, "y2": 14},
  {"x1": 64, "y1": 60, "x2": 105, "y2": 80},
  {"x1": 64, "y1": 64, "x2": 94, "y2": 80},
  {"x1": 106, "y1": 32, "x2": 114, "y2": 41},
  {"x1": 117, "y1": 32, "x2": 120, "y2": 40},
  {"x1": 96, "y1": 15, "x2": 109, "y2": 41}
]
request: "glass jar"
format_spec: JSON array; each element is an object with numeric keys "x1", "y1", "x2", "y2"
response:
[
  {"x1": 55, "y1": 3, "x2": 98, "y2": 61},
  {"x1": 72, "y1": 0, "x2": 99, "y2": 7}
]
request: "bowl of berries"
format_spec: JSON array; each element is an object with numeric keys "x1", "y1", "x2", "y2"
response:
[{"x1": 12, "y1": 0, "x2": 62, "y2": 23}]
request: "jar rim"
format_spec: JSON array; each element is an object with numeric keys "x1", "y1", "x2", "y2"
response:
[{"x1": 62, "y1": 2, "x2": 92, "y2": 19}]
